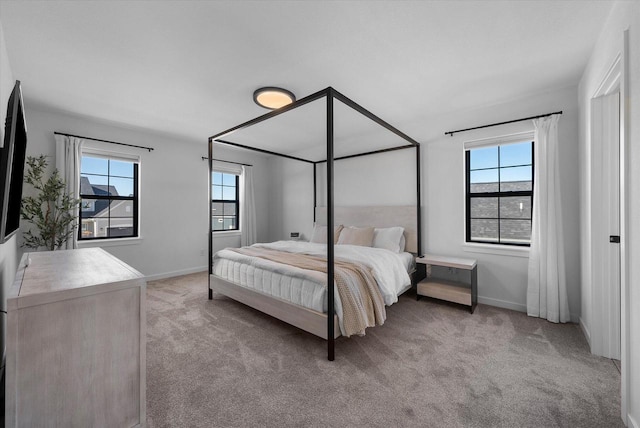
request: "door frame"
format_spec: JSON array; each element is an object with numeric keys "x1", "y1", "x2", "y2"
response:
[
  {"x1": 590, "y1": 56, "x2": 621, "y2": 360},
  {"x1": 589, "y1": 31, "x2": 630, "y2": 423},
  {"x1": 620, "y1": 29, "x2": 630, "y2": 427}
]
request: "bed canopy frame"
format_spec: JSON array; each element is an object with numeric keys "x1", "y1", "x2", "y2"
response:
[{"x1": 208, "y1": 87, "x2": 422, "y2": 361}]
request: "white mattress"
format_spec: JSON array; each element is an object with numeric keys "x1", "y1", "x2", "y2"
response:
[
  {"x1": 213, "y1": 256, "x2": 329, "y2": 312},
  {"x1": 212, "y1": 241, "x2": 413, "y2": 314}
]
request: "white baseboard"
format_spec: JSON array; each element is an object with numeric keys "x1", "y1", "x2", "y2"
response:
[
  {"x1": 628, "y1": 413, "x2": 638, "y2": 428},
  {"x1": 477, "y1": 297, "x2": 580, "y2": 324},
  {"x1": 477, "y1": 295, "x2": 526, "y2": 313},
  {"x1": 579, "y1": 317, "x2": 591, "y2": 346},
  {"x1": 145, "y1": 266, "x2": 207, "y2": 282}
]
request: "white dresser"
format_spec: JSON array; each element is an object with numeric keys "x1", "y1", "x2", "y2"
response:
[{"x1": 5, "y1": 248, "x2": 146, "y2": 427}]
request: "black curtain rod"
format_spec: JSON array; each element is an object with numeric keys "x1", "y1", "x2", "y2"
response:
[
  {"x1": 444, "y1": 111, "x2": 563, "y2": 137},
  {"x1": 54, "y1": 132, "x2": 154, "y2": 152},
  {"x1": 201, "y1": 157, "x2": 252, "y2": 167}
]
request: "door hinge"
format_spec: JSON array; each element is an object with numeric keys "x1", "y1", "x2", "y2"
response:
[{"x1": 609, "y1": 235, "x2": 620, "y2": 243}]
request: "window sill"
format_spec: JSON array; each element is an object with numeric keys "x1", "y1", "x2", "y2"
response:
[
  {"x1": 212, "y1": 231, "x2": 241, "y2": 237},
  {"x1": 461, "y1": 242, "x2": 529, "y2": 258},
  {"x1": 77, "y1": 237, "x2": 143, "y2": 248}
]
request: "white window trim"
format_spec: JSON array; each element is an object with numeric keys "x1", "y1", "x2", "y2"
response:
[
  {"x1": 79, "y1": 147, "x2": 141, "y2": 242},
  {"x1": 463, "y1": 130, "x2": 535, "y2": 252},
  {"x1": 461, "y1": 242, "x2": 529, "y2": 258},
  {"x1": 81, "y1": 147, "x2": 141, "y2": 163},
  {"x1": 212, "y1": 230, "x2": 242, "y2": 237},
  {"x1": 212, "y1": 161, "x2": 242, "y2": 175},
  {"x1": 212, "y1": 170, "x2": 241, "y2": 233},
  {"x1": 463, "y1": 131, "x2": 534, "y2": 150},
  {"x1": 77, "y1": 236, "x2": 143, "y2": 247}
]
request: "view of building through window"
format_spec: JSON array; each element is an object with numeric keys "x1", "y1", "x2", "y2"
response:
[
  {"x1": 466, "y1": 141, "x2": 533, "y2": 245},
  {"x1": 212, "y1": 172, "x2": 239, "y2": 231},
  {"x1": 79, "y1": 155, "x2": 138, "y2": 239}
]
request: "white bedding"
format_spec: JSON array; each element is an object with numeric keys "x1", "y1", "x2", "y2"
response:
[
  {"x1": 212, "y1": 241, "x2": 413, "y2": 334},
  {"x1": 253, "y1": 241, "x2": 411, "y2": 305}
]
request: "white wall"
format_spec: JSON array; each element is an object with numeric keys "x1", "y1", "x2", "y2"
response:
[
  {"x1": 0, "y1": 18, "x2": 18, "y2": 370},
  {"x1": 315, "y1": 148, "x2": 417, "y2": 208},
  {"x1": 578, "y1": 1, "x2": 640, "y2": 425},
  {"x1": 275, "y1": 86, "x2": 580, "y2": 318},
  {"x1": 24, "y1": 108, "x2": 272, "y2": 280},
  {"x1": 421, "y1": 86, "x2": 580, "y2": 319},
  {"x1": 268, "y1": 145, "x2": 418, "y2": 243},
  {"x1": 267, "y1": 157, "x2": 315, "y2": 242}
]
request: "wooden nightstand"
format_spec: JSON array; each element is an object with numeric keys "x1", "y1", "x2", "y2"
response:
[{"x1": 416, "y1": 254, "x2": 477, "y2": 313}]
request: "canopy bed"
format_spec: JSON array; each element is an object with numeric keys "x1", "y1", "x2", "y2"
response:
[{"x1": 208, "y1": 87, "x2": 423, "y2": 360}]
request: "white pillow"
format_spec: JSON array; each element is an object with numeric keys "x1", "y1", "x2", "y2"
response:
[
  {"x1": 310, "y1": 224, "x2": 343, "y2": 244},
  {"x1": 337, "y1": 226, "x2": 375, "y2": 247},
  {"x1": 372, "y1": 227, "x2": 405, "y2": 253}
]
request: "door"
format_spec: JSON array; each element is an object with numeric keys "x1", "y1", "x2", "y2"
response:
[{"x1": 590, "y1": 91, "x2": 620, "y2": 359}]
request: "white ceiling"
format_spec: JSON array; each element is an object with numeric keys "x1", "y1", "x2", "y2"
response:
[{"x1": 0, "y1": 1, "x2": 613, "y2": 150}]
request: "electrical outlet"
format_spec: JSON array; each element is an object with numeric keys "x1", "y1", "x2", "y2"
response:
[{"x1": 200, "y1": 249, "x2": 205, "y2": 256}]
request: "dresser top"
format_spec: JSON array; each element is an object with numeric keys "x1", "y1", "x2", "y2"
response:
[{"x1": 13, "y1": 248, "x2": 143, "y2": 298}]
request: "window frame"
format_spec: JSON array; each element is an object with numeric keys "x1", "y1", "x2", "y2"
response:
[
  {"x1": 465, "y1": 140, "x2": 534, "y2": 247},
  {"x1": 211, "y1": 172, "x2": 240, "y2": 232},
  {"x1": 78, "y1": 153, "x2": 139, "y2": 241}
]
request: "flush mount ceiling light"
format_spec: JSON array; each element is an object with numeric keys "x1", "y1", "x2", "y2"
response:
[{"x1": 253, "y1": 87, "x2": 296, "y2": 110}]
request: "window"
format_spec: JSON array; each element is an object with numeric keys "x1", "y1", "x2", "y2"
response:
[
  {"x1": 79, "y1": 154, "x2": 139, "y2": 240},
  {"x1": 465, "y1": 140, "x2": 533, "y2": 246},
  {"x1": 212, "y1": 172, "x2": 239, "y2": 231}
]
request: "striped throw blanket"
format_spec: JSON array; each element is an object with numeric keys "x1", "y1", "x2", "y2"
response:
[{"x1": 228, "y1": 247, "x2": 386, "y2": 336}]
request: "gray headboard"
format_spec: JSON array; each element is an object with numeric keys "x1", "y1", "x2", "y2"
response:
[{"x1": 314, "y1": 206, "x2": 418, "y2": 254}]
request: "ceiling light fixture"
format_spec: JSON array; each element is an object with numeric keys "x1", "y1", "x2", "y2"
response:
[{"x1": 253, "y1": 87, "x2": 296, "y2": 110}]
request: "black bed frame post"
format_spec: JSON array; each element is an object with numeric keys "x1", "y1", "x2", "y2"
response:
[
  {"x1": 208, "y1": 137, "x2": 213, "y2": 300},
  {"x1": 313, "y1": 163, "x2": 317, "y2": 223},
  {"x1": 326, "y1": 88, "x2": 335, "y2": 361},
  {"x1": 207, "y1": 86, "x2": 424, "y2": 361}
]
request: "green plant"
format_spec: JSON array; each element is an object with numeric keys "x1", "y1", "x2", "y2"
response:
[{"x1": 21, "y1": 155, "x2": 80, "y2": 250}]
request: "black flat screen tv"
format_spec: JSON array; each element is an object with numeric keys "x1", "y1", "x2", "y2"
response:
[{"x1": 0, "y1": 80, "x2": 28, "y2": 244}]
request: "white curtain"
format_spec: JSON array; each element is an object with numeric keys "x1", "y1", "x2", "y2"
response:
[
  {"x1": 240, "y1": 165, "x2": 257, "y2": 247},
  {"x1": 55, "y1": 134, "x2": 83, "y2": 249},
  {"x1": 527, "y1": 115, "x2": 569, "y2": 323}
]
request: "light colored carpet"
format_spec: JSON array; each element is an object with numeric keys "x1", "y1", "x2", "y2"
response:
[{"x1": 146, "y1": 272, "x2": 622, "y2": 428}]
